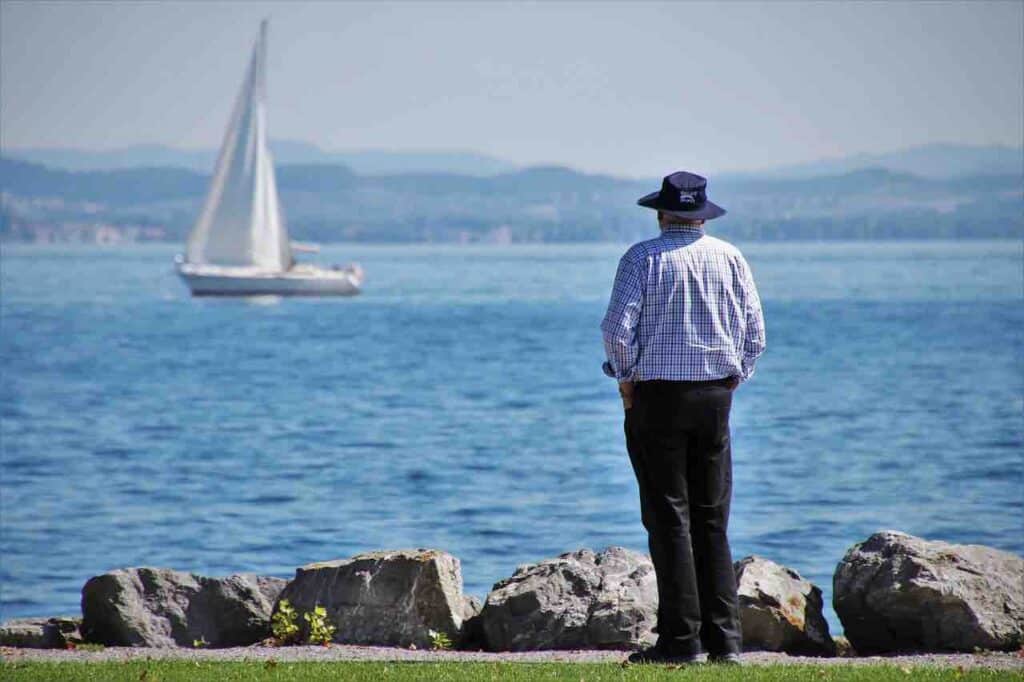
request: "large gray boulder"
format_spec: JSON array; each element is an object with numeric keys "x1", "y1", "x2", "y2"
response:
[
  {"x1": 479, "y1": 547, "x2": 656, "y2": 651},
  {"x1": 81, "y1": 567, "x2": 287, "y2": 647},
  {"x1": 0, "y1": 616, "x2": 83, "y2": 649},
  {"x1": 276, "y1": 549, "x2": 478, "y2": 648},
  {"x1": 834, "y1": 531, "x2": 1024, "y2": 653},
  {"x1": 735, "y1": 556, "x2": 835, "y2": 656}
]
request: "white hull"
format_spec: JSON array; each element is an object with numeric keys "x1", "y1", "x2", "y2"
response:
[{"x1": 177, "y1": 262, "x2": 363, "y2": 297}]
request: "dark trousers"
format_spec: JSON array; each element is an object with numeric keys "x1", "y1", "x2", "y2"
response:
[{"x1": 625, "y1": 378, "x2": 742, "y2": 657}]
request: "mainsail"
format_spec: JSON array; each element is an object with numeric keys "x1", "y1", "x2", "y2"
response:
[{"x1": 185, "y1": 21, "x2": 293, "y2": 271}]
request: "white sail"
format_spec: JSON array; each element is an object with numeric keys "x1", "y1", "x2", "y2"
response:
[{"x1": 185, "y1": 21, "x2": 293, "y2": 271}]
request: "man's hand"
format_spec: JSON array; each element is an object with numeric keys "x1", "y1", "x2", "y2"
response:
[
  {"x1": 726, "y1": 376, "x2": 741, "y2": 390},
  {"x1": 619, "y1": 381, "x2": 635, "y2": 410}
]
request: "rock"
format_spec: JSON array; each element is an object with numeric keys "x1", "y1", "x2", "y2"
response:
[
  {"x1": 832, "y1": 635, "x2": 855, "y2": 658},
  {"x1": 80, "y1": 567, "x2": 287, "y2": 647},
  {"x1": 459, "y1": 595, "x2": 485, "y2": 649},
  {"x1": 479, "y1": 547, "x2": 656, "y2": 651},
  {"x1": 734, "y1": 555, "x2": 835, "y2": 656},
  {"x1": 834, "y1": 531, "x2": 1024, "y2": 653},
  {"x1": 276, "y1": 549, "x2": 477, "y2": 648},
  {"x1": 0, "y1": 616, "x2": 83, "y2": 648}
]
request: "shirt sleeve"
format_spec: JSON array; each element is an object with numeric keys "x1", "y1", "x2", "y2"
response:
[
  {"x1": 739, "y1": 256, "x2": 766, "y2": 381},
  {"x1": 600, "y1": 252, "x2": 644, "y2": 382}
]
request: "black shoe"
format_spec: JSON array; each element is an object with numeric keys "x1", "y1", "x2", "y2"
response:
[
  {"x1": 708, "y1": 652, "x2": 741, "y2": 665},
  {"x1": 626, "y1": 646, "x2": 700, "y2": 665}
]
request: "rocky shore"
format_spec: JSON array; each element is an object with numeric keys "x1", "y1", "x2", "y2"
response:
[{"x1": 2, "y1": 531, "x2": 1022, "y2": 666}]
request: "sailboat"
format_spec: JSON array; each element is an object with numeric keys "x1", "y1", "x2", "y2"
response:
[{"x1": 176, "y1": 21, "x2": 363, "y2": 296}]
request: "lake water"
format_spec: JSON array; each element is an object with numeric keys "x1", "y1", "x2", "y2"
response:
[{"x1": 1, "y1": 240, "x2": 1022, "y2": 636}]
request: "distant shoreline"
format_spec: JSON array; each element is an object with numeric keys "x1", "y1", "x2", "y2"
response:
[{"x1": 3, "y1": 153, "x2": 1022, "y2": 244}]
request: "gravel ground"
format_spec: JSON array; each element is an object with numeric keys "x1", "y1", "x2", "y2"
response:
[{"x1": 3, "y1": 645, "x2": 1023, "y2": 670}]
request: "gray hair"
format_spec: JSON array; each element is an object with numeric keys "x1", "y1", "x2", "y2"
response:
[{"x1": 657, "y1": 211, "x2": 705, "y2": 227}]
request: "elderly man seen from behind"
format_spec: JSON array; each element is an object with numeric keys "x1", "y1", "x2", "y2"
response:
[{"x1": 601, "y1": 170, "x2": 766, "y2": 666}]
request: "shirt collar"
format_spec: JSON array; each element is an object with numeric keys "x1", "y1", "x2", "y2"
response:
[{"x1": 662, "y1": 223, "x2": 705, "y2": 234}]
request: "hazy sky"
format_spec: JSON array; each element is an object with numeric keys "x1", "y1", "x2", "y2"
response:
[{"x1": 1, "y1": 1, "x2": 1021, "y2": 177}]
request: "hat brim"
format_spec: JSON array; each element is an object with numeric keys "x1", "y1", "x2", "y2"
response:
[{"x1": 637, "y1": 191, "x2": 727, "y2": 220}]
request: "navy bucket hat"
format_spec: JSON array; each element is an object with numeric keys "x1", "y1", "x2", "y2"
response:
[{"x1": 637, "y1": 171, "x2": 726, "y2": 221}]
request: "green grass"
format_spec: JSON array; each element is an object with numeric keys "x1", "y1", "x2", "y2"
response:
[{"x1": 0, "y1": 661, "x2": 1020, "y2": 682}]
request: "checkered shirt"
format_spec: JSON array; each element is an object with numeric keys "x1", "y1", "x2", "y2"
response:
[{"x1": 601, "y1": 225, "x2": 766, "y2": 383}]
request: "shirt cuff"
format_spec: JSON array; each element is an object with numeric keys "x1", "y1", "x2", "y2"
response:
[{"x1": 603, "y1": 361, "x2": 636, "y2": 382}]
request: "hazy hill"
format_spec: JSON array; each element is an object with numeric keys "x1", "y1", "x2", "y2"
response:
[
  {"x1": 1, "y1": 141, "x2": 518, "y2": 177},
  {"x1": 749, "y1": 143, "x2": 1023, "y2": 180},
  {"x1": 4, "y1": 141, "x2": 1019, "y2": 180},
  {"x1": 1, "y1": 157, "x2": 1020, "y2": 243}
]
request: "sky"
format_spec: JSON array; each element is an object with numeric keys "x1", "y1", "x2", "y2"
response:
[{"x1": 1, "y1": 0, "x2": 1021, "y2": 177}]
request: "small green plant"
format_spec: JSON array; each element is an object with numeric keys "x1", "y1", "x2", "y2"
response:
[
  {"x1": 303, "y1": 604, "x2": 335, "y2": 645},
  {"x1": 192, "y1": 636, "x2": 209, "y2": 648},
  {"x1": 428, "y1": 629, "x2": 453, "y2": 651},
  {"x1": 271, "y1": 599, "x2": 300, "y2": 645}
]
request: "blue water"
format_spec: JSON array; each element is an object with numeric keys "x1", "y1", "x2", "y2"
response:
[{"x1": 2, "y1": 241, "x2": 1022, "y2": 636}]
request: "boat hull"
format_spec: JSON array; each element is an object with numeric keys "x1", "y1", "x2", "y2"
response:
[{"x1": 177, "y1": 263, "x2": 362, "y2": 297}]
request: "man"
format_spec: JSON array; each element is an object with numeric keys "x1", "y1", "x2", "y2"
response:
[{"x1": 601, "y1": 171, "x2": 766, "y2": 665}]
